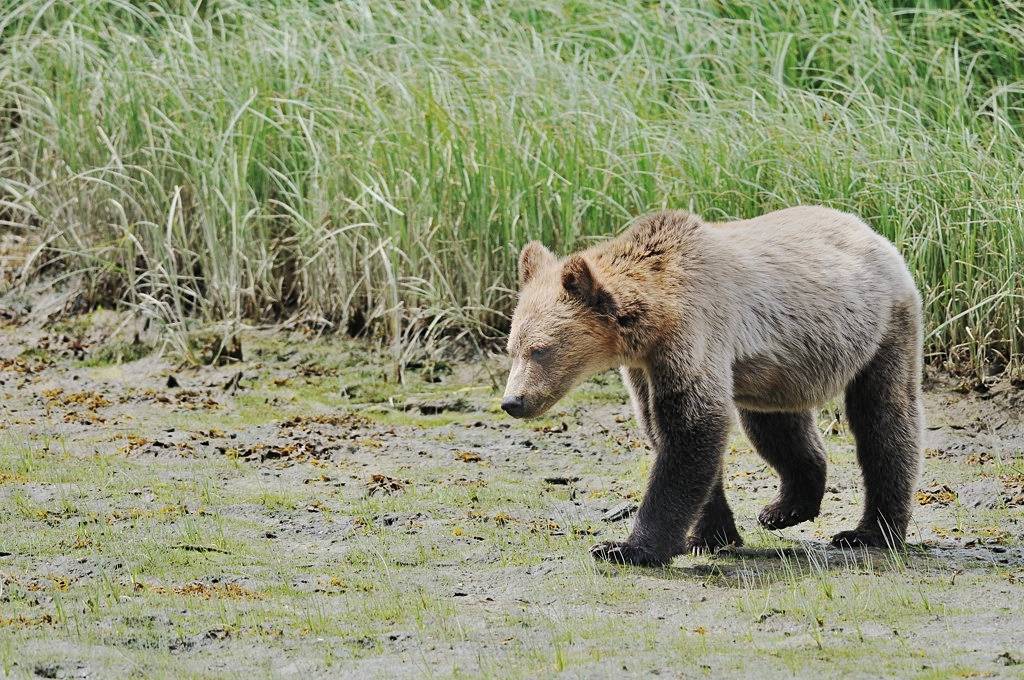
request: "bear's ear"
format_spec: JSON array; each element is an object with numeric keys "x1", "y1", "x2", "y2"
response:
[
  {"x1": 562, "y1": 254, "x2": 617, "y2": 316},
  {"x1": 518, "y1": 241, "x2": 556, "y2": 287}
]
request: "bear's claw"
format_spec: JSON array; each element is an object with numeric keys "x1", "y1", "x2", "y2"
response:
[
  {"x1": 757, "y1": 497, "x2": 820, "y2": 530},
  {"x1": 590, "y1": 540, "x2": 668, "y2": 567}
]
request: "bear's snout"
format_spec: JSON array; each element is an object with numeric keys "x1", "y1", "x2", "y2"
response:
[{"x1": 501, "y1": 395, "x2": 526, "y2": 418}]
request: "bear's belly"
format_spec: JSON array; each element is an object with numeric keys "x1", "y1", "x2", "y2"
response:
[{"x1": 731, "y1": 351, "x2": 867, "y2": 413}]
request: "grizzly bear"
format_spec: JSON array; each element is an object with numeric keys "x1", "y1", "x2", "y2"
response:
[{"x1": 502, "y1": 206, "x2": 923, "y2": 566}]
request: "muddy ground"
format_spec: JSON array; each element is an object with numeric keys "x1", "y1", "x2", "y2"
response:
[{"x1": 0, "y1": 309, "x2": 1022, "y2": 679}]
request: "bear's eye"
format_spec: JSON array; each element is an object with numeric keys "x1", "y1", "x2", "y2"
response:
[{"x1": 529, "y1": 346, "x2": 552, "y2": 361}]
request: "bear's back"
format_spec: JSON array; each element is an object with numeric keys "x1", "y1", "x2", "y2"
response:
[{"x1": 713, "y1": 205, "x2": 917, "y2": 301}]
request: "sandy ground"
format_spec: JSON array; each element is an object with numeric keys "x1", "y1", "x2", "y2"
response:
[{"x1": 0, "y1": 310, "x2": 1022, "y2": 679}]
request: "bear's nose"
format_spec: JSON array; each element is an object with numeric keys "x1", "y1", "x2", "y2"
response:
[{"x1": 501, "y1": 395, "x2": 526, "y2": 418}]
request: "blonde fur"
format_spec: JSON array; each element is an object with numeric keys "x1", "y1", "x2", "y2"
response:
[{"x1": 504, "y1": 206, "x2": 924, "y2": 563}]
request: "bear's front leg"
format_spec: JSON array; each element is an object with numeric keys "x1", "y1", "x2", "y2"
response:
[
  {"x1": 620, "y1": 367, "x2": 655, "y2": 445},
  {"x1": 593, "y1": 373, "x2": 730, "y2": 566}
]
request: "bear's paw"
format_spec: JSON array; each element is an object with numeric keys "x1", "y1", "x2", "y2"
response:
[
  {"x1": 758, "y1": 497, "x2": 821, "y2": 530},
  {"x1": 830, "y1": 528, "x2": 902, "y2": 549},
  {"x1": 684, "y1": 528, "x2": 743, "y2": 555},
  {"x1": 590, "y1": 540, "x2": 669, "y2": 567}
]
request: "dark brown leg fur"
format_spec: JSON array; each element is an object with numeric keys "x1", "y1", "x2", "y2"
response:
[
  {"x1": 833, "y1": 333, "x2": 922, "y2": 548},
  {"x1": 683, "y1": 471, "x2": 742, "y2": 554},
  {"x1": 622, "y1": 369, "x2": 741, "y2": 556},
  {"x1": 739, "y1": 409, "x2": 827, "y2": 530},
  {"x1": 592, "y1": 372, "x2": 730, "y2": 566}
]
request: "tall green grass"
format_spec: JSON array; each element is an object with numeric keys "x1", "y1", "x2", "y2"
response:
[{"x1": 1, "y1": 0, "x2": 1022, "y2": 372}]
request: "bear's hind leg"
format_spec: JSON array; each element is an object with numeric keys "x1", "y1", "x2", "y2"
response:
[
  {"x1": 683, "y1": 471, "x2": 743, "y2": 554},
  {"x1": 739, "y1": 409, "x2": 827, "y2": 530},
  {"x1": 833, "y1": 336, "x2": 922, "y2": 548}
]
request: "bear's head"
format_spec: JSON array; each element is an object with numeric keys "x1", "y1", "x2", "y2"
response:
[{"x1": 501, "y1": 241, "x2": 628, "y2": 419}]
